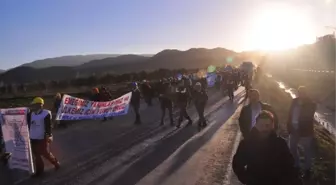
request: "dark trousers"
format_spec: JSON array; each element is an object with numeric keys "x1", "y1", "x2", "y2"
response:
[
  {"x1": 145, "y1": 96, "x2": 152, "y2": 106},
  {"x1": 177, "y1": 102, "x2": 191, "y2": 126},
  {"x1": 31, "y1": 139, "x2": 59, "y2": 174},
  {"x1": 227, "y1": 86, "x2": 234, "y2": 100},
  {"x1": 160, "y1": 99, "x2": 173, "y2": 125},
  {"x1": 195, "y1": 102, "x2": 206, "y2": 125},
  {"x1": 132, "y1": 103, "x2": 141, "y2": 123}
]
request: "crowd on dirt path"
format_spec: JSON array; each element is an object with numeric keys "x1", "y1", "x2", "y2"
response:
[
  {"x1": 234, "y1": 83, "x2": 318, "y2": 184},
  {"x1": 0, "y1": 65, "x2": 252, "y2": 180}
]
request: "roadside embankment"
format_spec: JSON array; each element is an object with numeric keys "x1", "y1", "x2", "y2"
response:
[{"x1": 255, "y1": 77, "x2": 335, "y2": 185}]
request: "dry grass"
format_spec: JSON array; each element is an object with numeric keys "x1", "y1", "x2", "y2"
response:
[{"x1": 254, "y1": 77, "x2": 335, "y2": 185}]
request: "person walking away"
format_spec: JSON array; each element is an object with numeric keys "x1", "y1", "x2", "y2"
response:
[
  {"x1": 129, "y1": 82, "x2": 142, "y2": 124},
  {"x1": 141, "y1": 80, "x2": 153, "y2": 106},
  {"x1": 243, "y1": 72, "x2": 251, "y2": 99},
  {"x1": 176, "y1": 81, "x2": 192, "y2": 128},
  {"x1": 239, "y1": 89, "x2": 278, "y2": 139},
  {"x1": 287, "y1": 86, "x2": 316, "y2": 179},
  {"x1": 226, "y1": 73, "x2": 235, "y2": 101},
  {"x1": 158, "y1": 80, "x2": 174, "y2": 126},
  {"x1": 28, "y1": 97, "x2": 60, "y2": 177},
  {"x1": 192, "y1": 82, "x2": 208, "y2": 130},
  {"x1": 233, "y1": 111, "x2": 302, "y2": 185}
]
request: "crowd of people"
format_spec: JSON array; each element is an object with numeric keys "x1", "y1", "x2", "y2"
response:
[
  {"x1": 0, "y1": 65, "x2": 318, "y2": 184},
  {"x1": 234, "y1": 86, "x2": 317, "y2": 185}
]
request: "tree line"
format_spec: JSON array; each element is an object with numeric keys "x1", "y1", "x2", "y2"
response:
[{"x1": 0, "y1": 68, "x2": 194, "y2": 95}]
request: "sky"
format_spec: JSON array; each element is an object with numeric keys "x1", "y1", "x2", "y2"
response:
[{"x1": 0, "y1": 0, "x2": 335, "y2": 69}]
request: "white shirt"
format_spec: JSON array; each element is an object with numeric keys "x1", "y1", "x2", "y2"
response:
[
  {"x1": 251, "y1": 103, "x2": 262, "y2": 128},
  {"x1": 29, "y1": 109, "x2": 51, "y2": 140}
]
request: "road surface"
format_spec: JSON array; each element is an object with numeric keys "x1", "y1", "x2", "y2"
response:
[{"x1": 6, "y1": 87, "x2": 245, "y2": 185}]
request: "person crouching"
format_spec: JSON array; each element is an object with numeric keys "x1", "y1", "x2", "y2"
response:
[
  {"x1": 233, "y1": 110, "x2": 302, "y2": 185},
  {"x1": 28, "y1": 97, "x2": 60, "y2": 177}
]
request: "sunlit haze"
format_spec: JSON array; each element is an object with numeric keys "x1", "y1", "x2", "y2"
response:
[{"x1": 0, "y1": 0, "x2": 335, "y2": 69}]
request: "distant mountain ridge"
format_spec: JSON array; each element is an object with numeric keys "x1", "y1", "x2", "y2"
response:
[{"x1": 0, "y1": 48, "x2": 241, "y2": 83}]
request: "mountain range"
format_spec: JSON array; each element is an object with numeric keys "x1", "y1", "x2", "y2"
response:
[{"x1": 0, "y1": 48, "x2": 243, "y2": 84}]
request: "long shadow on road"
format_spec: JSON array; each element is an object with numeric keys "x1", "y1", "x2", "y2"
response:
[{"x1": 107, "y1": 96, "x2": 242, "y2": 185}]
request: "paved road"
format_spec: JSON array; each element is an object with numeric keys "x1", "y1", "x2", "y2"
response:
[{"x1": 8, "y1": 87, "x2": 242, "y2": 185}]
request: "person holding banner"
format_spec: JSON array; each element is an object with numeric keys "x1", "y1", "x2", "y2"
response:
[
  {"x1": 130, "y1": 82, "x2": 142, "y2": 124},
  {"x1": 28, "y1": 97, "x2": 60, "y2": 177}
]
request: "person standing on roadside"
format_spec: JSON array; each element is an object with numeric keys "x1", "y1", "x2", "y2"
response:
[
  {"x1": 28, "y1": 97, "x2": 60, "y2": 177},
  {"x1": 129, "y1": 82, "x2": 142, "y2": 125},
  {"x1": 287, "y1": 86, "x2": 317, "y2": 179},
  {"x1": 239, "y1": 89, "x2": 278, "y2": 139},
  {"x1": 233, "y1": 111, "x2": 302, "y2": 185}
]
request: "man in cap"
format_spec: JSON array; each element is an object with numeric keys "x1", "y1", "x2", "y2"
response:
[{"x1": 28, "y1": 97, "x2": 60, "y2": 177}]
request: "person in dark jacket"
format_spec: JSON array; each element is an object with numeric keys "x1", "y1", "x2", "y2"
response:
[
  {"x1": 176, "y1": 81, "x2": 192, "y2": 128},
  {"x1": 287, "y1": 86, "x2": 317, "y2": 179},
  {"x1": 99, "y1": 87, "x2": 113, "y2": 121},
  {"x1": 158, "y1": 80, "x2": 174, "y2": 126},
  {"x1": 239, "y1": 89, "x2": 278, "y2": 138},
  {"x1": 129, "y1": 82, "x2": 142, "y2": 124},
  {"x1": 193, "y1": 82, "x2": 208, "y2": 129},
  {"x1": 141, "y1": 80, "x2": 153, "y2": 106},
  {"x1": 233, "y1": 110, "x2": 302, "y2": 185},
  {"x1": 226, "y1": 73, "x2": 235, "y2": 101}
]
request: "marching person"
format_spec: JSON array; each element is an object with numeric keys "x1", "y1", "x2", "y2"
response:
[
  {"x1": 287, "y1": 86, "x2": 317, "y2": 179},
  {"x1": 226, "y1": 73, "x2": 235, "y2": 101},
  {"x1": 28, "y1": 97, "x2": 60, "y2": 177},
  {"x1": 176, "y1": 81, "x2": 192, "y2": 128},
  {"x1": 233, "y1": 110, "x2": 302, "y2": 185},
  {"x1": 129, "y1": 82, "x2": 142, "y2": 125},
  {"x1": 192, "y1": 82, "x2": 208, "y2": 129},
  {"x1": 158, "y1": 80, "x2": 174, "y2": 126},
  {"x1": 239, "y1": 89, "x2": 278, "y2": 139}
]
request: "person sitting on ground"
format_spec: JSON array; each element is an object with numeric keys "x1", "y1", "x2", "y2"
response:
[
  {"x1": 233, "y1": 110, "x2": 302, "y2": 185},
  {"x1": 238, "y1": 89, "x2": 278, "y2": 138}
]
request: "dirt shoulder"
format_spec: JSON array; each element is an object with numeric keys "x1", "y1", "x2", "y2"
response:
[{"x1": 254, "y1": 77, "x2": 335, "y2": 185}]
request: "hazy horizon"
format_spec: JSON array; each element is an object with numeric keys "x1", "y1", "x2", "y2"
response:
[{"x1": 1, "y1": 0, "x2": 335, "y2": 69}]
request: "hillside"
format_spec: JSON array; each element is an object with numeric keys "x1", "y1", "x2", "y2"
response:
[
  {"x1": 20, "y1": 54, "x2": 121, "y2": 68},
  {"x1": 0, "y1": 48, "x2": 238, "y2": 83}
]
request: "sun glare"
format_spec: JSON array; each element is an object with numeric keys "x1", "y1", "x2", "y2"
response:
[{"x1": 246, "y1": 3, "x2": 315, "y2": 51}]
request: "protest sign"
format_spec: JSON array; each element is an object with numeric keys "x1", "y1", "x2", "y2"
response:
[
  {"x1": 0, "y1": 107, "x2": 34, "y2": 173},
  {"x1": 56, "y1": 92, "x2": 132, "y2": 120},
  {"x1": 206, "y1": 72, "x2": 217, "y2": 87}
]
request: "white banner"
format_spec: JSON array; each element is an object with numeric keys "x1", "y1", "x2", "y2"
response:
[
  {"x1": 56, "y1": 92, "x2": 132, "y2": 120},
  {"x1": 0, "y1": 107, "x2": 34, "y2": 173}
]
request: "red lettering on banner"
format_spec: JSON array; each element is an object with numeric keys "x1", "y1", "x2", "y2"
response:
[
  {"x1": 64, "y1": 97, "x2": 70, "y2": 104},
  {"x1": 123, "y1": 96, "x2": 129, "y2": 102}
]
